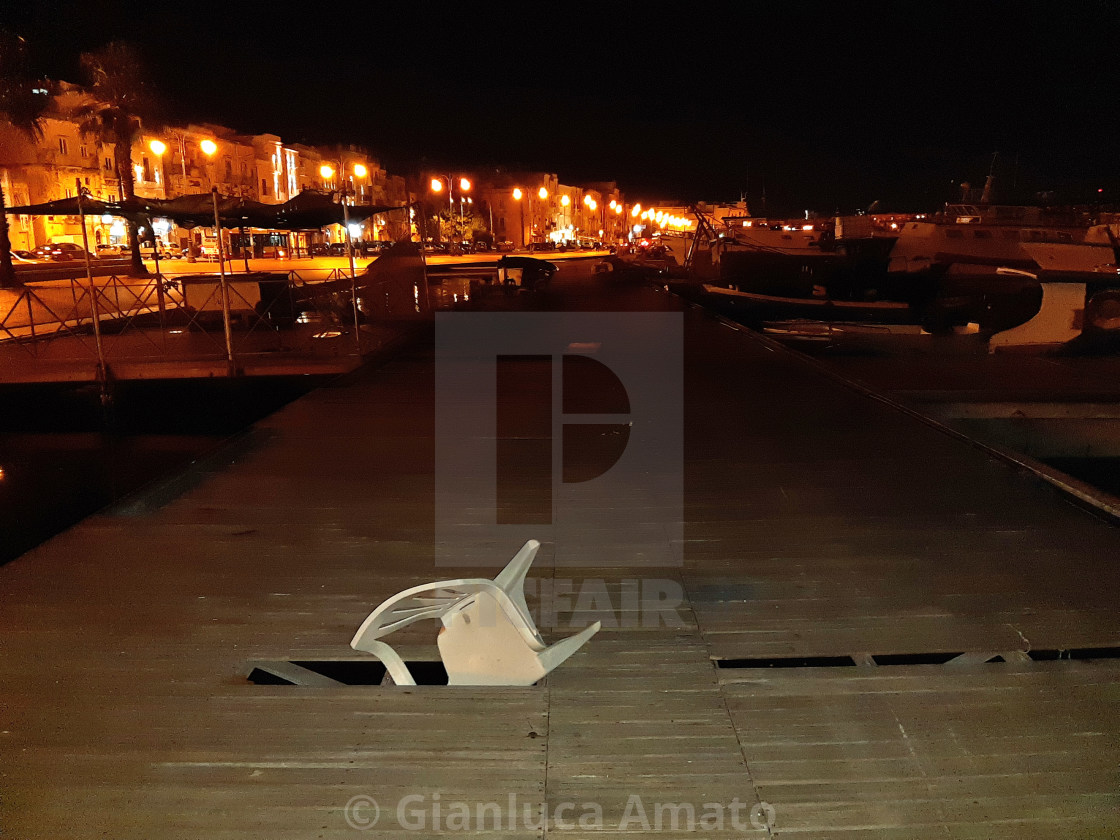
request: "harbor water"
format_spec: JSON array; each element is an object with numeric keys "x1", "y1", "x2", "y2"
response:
[{"x1": 0, "y1": 378, "x2": 324, "y2": 566}]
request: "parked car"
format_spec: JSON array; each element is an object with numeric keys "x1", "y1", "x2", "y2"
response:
[
  {"x1": 327, "y1": 242, "x2": 348, "y2": 256},
  {"x1": 96, "y1": 244, "x2": 125, "y2": 257},
  {"x1": 32, "y1": 242, "x2": 93, "y2": 261},
  {"x1": 307, "y1": 243, "x2": 329, "y2": 257},
  {"x1": 11, "y1": 250, "x2": 43, "y2": 263},
  {"x1": 355, "y1": 241, "x2": 386, "y2": 256}
]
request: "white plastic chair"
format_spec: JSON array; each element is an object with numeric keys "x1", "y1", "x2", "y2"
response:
[{"x1": 350, "y1": 540, "x2": 601, "y2": 686}]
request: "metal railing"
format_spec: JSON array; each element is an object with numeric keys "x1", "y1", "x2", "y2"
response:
[{"x1": 0, "y1": 267, "x2": 429, "y2": 380}]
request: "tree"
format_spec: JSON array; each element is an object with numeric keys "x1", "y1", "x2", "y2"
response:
[
  {"x1": 77, "y1": 41, "x2": 160, "y2": 276},
  {"x1": 0, "y1": 30, "x2": 49, "y2": 288}
]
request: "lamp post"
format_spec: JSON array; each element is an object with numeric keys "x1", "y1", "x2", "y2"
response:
[
  {"x1": 199, "y1": 139, "x2": 218, "y2": 260},
  {"x1": 148, "y1": 139, "x2": 167, "y2": 197},
  {"x1": 323, "y1": 162, "x2": 363, "y2": 355},
  {"x1": 537, "y1": 186, "x2": 548, "y2": 246},
  {"x1": 430, "y1": 175, "x2": 471, "y2": 244},
  {"x1": 512, "y1": 187, "x2": 525, "y2": 249},
  {"x1": 146, "y1": 138, "x2": 168, "y2": 287}
]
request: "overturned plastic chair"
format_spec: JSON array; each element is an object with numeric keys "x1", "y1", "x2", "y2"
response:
[{"x1": 350, "y1": 539, "x2": 601, "y2": 686}]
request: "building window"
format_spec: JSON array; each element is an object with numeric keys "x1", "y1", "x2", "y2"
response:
[
  {"x1": 261, "y1": 178, "x2": 269, "y2": 196},
  {"x1": 142, "y1": 156, "x2": 152, "y2": 182},
  {"x1": 58, "y1": 137, "x2": 68, "y2": 155},
  {"x1": 104, "y1": 157, "x2": 113, "y2": 172},
  {"x1": 79, "y1": 145, "x2": 87, "y2": 158}
]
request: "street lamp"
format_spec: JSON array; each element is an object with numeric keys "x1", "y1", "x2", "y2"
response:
[
  {"x1": 430, "y1": 174, "x2": 471, "y2": 243},
  {"x1": 148, "y1": 139, "x2": 168, "y2": 203},
  {"x1": 197, "y1": 139, "x2": 219, "y2": 261},
  {"x1": 512, "y1": 187, "x2": 526, "y2": 248}
]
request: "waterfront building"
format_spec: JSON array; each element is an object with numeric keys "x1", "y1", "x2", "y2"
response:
[{"x1": 2, "y1": 82, "x2": 618, "y2": 256}]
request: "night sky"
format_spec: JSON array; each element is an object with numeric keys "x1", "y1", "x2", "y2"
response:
[{"x1": 3, "y1": 1, "x2": 1118, "y2": 214}]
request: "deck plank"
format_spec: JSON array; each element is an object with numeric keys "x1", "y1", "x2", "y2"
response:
[{"x1": 2, "y1": 273, "x2": 1118, "y2": 837}]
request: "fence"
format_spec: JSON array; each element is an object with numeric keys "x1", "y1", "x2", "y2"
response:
[{"x1": 0, "y1": 266, "x2": 438, "y2": 382}]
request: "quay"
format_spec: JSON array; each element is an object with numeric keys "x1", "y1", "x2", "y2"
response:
[
  {"x1": 1, "y1": 265, "x2": 1117, "y2": 837},
  {"x1": 0, "y1": 250, "x2": 455, "y2": 385}
]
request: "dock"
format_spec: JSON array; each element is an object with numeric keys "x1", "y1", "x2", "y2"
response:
[
  {"x1": 1, "y1": 267, "x2": 1117, "y2": 837},
  {"x1": 0, "y1": 252, "x2": 437, "y2": 385}
]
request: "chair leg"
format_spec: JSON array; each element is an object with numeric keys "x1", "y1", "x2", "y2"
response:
[
  {"x1": 536, "y1": 621, "x2": 602, "y2": 674},
  {"x1": 356, "y1": 639, "x2": 417, "y2": 686}
]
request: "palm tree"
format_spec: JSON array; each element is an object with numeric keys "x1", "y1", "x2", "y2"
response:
[
  {"x1": 0, "y1": 30, "x2": 49, "y2": 288},
  {"x1": 77, "y1": 41, "x2": 160, "y2": 276}
]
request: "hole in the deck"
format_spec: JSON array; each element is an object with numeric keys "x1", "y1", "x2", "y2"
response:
[
  {"x1": 716, "y1": 655, "x2": 857, "y2": 669},
  {"x1": 872, "y1": 651, "x2": 963, "y2": 665},
  {"x1": 245, "y1": 660, "x2": 449, "y2": 686},
  {"x1": 715, "y1": 647, "x2": 1120, "y2": 670},
  {"x1": 1027, "y1": 646, "x2": 1120, "y2": 662},
  {"x1": 245, "y1": 667, "x2": 296, "y2": 686}
]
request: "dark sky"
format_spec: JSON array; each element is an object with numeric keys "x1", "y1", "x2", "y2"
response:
[{"x1": 4, "y1": 1, "x2": 1118, "y2": 214}]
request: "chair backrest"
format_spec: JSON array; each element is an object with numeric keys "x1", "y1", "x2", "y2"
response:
[
  {"x1": 351, "y1": 579, "x2": 492, "y2": 649},
  {"x1": 351, "y1": 540, "x2": 546, "y2": 651}
]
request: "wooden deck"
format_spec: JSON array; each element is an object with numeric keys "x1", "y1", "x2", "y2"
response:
[{"x1": 1, "y1": 270, "x2": 1117, "y2": 837}]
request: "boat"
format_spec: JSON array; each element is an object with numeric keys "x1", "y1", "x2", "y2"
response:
[
  {"x1": 699, "y1": 283, "x2": 915, "y2": 325},
  {"x1": 887, "y1": 203, "x2": 1092, "y2": 276},
  {"x1": 988, "y1": 222, "x2": 1120, "y2": 353}
]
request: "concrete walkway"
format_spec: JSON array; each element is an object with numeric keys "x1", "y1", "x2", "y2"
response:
[{"x1": 1, "y1": 268, "x2": 1116, "y2": 837}]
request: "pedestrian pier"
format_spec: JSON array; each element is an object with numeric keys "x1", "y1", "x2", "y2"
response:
[{"x1": 1, "y1": 268, "x2": 1117, "y2": 837}]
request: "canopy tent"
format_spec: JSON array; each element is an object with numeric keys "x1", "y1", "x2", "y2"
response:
[{"x1": 5, "y1": 190, "x2": 407, "y2": 230}]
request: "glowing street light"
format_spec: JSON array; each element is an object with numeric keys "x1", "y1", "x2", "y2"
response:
[
  {"x1": 147, "y1": 139, "x2": 168, "y2": 197},
  {"x1": 353, "y1": 163, "x2": 368, "y2": 178},
  {"x1": 538, "y1": 187, "x2": 548, "y2": 200},
  {"x1": 512, "y1": 187, "x2": 527, "y2": 248},
  {"x1": 560, "y1": 194, "x2": 570, "y2": 207},
  {"x1": 429, "y1": 174, "x2": 471, "y2": 241},
  {"x1": 200, "y1": 139, "x2": 217, "y2": 157}
]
